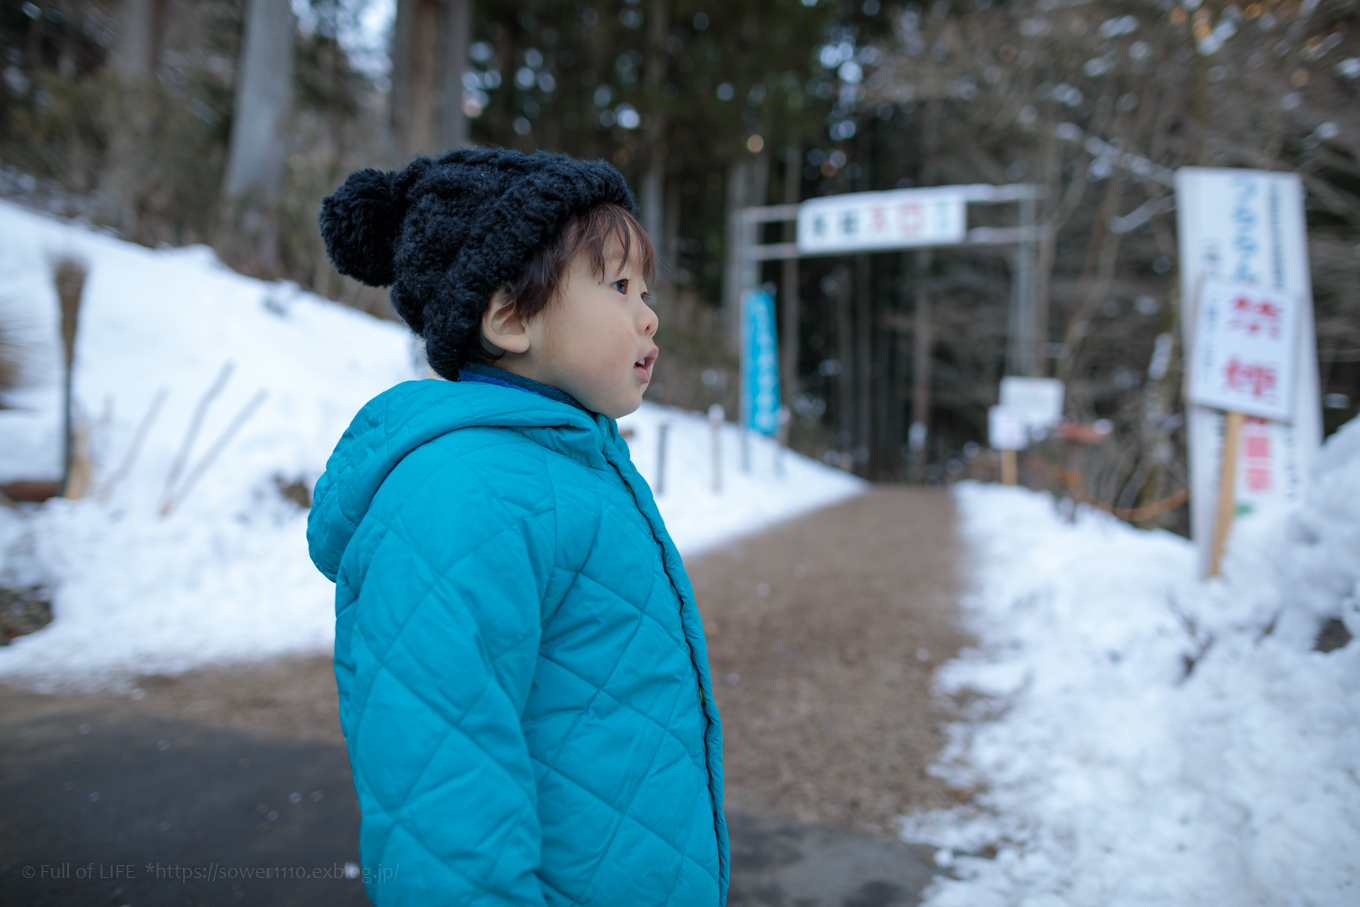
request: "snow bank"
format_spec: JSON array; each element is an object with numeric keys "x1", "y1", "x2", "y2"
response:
[
  {"x1": 903, "y1": 418, "x2": 1360, "y2": 905},
  {"x1": 0, "y1": 200, "x2": 861, "y2": 691},
  {"x1": 616, "y1": 405, "x2": 863, "y2": 556}
]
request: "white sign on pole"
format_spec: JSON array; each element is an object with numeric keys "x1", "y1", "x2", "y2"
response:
[
  {"x1": 1187, "y1": 277, "x2": 1299, "y2": 423},
  {"x1": 999, "y1": 377, "x2": 1065, "y2": 435},
  {"x1": 1175, "y1": 168, "x2": 1321, "y2": 576},
  {"x1": 989, "y1": 405, "x2": 1028, "y2": 450},
  {"x1": 796, "y1": 187, "x2": 967, "y2": 255}
]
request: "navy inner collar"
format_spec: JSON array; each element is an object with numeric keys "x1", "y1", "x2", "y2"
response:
[{"x1": 458, "y1": 362, "x2": 590, "y2": 413}]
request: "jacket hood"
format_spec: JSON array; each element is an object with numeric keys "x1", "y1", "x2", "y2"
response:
[{"x1": 307, "y1": 378, "x2": 612, "y2": 581}]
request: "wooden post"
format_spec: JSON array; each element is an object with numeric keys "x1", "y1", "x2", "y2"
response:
[
  {"x1": 1210, "y1": 409, "x2": 1245, "y2": 576},
  {"x1": 54, "y1": 257, "x2": 87, "y2": 499},
  {"x1": 1000, "y1": 449, "x2": 1017, "y2": 486}
]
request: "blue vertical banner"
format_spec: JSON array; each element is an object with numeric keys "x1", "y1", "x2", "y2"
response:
[{"x1": 743, "y1": 289, "x2": 781, "y2": 435}]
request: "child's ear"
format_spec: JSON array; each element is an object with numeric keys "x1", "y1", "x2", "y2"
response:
[{"x1": 481, "y1": 287, "x2": 531, "y2": 354}]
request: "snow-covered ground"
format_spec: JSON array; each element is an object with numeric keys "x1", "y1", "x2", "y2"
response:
[
  {"x1": 0, "y1": 200, "x2": 862, "y2": 691},
  {"x1": 903, "y1": 419, "x2": 1360, "y2": 905}
]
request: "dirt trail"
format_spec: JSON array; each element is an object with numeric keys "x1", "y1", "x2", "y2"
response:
[{"x1": 694, "y1": 486, "x2": 970, "y2": 836}]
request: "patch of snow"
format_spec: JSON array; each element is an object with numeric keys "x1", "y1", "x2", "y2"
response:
[
  {"x1": 902, "y1": 417, "x2": 1360, "y2": 905},
  {"x1": 618, "y1": 405, "x2": 863, "y2": 556},
  {"x1": 0, "y1": 200, "x2": 861, "y2": 691}
]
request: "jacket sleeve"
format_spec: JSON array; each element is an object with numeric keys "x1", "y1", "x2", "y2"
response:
[{"x1": 338, "y1": 449, "x2": 555, "y2": 906}]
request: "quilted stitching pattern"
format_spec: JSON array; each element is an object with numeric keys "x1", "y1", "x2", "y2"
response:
[{"x1": 308, "y1": 380, "x2": 728, "y2": 906}]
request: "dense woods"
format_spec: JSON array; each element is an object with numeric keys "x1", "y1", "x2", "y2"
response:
[{"x1": 1, "y1": 0, "x2": 1357, "y2": 523}]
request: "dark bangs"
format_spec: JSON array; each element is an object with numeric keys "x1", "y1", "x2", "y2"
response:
[{"x1": 462, "y1": 201, "x2": 656, "y2": 367}]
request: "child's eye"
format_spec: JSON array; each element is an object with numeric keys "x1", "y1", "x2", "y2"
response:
[{"x1": 612, "y1": 279, "x2": 629, "y2": 295}]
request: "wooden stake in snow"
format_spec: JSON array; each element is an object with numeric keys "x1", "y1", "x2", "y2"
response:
[
  {"x1": 99, "y1": 387, "x2": 168, "y2": 502},
  {"x1": 161, "y1": 389, "x2": 269, "y2": 516},
  {"x1": 53, "y1": 256, "x2": 88, "y2": 498},
  {"x1": 1210, "y1": 410, "x2": 1245, "y2": 577},
  {"x1": 1000, "y1": 449, "x2": 1018, "y2": 487},
  {"x1": 1185, "y1": 278, "x2": 1302, "y2": 578},
  {"x1": 988, "y1": 404, "x2": 1026, "y2": 487},
  {"x1": 160, "y1": 361, "x2": 234, "y2": 513}
]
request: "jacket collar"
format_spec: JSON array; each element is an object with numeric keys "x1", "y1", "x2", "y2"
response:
[{"x1": 308, "y1": 378, "x2": 619, "y2": 580}]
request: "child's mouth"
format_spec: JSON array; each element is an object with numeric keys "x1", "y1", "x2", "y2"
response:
[{"x1": 634, "y1": 348, "x2": 658, "y2": 380}]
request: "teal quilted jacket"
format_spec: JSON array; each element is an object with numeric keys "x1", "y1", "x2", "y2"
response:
[{"x1": 308, "y1": 377, "x2": 729, "y2": 905}]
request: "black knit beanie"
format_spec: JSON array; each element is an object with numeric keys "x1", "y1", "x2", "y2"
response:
[{"x1": 317, "y1": 147, "x2": 636, "y2": 379}]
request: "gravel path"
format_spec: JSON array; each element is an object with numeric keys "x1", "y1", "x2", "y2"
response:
[{"x1": 693, "y1": 486, "x2": 970, "y2": 837}]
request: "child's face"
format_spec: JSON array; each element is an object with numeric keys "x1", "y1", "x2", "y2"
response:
[{"x1": 501, "y1": 237, "x2": 659, "y2": 418}]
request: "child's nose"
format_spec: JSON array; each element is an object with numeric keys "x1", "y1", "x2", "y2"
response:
[{"x1": 640, "y1": 303, "x2": 658, "y2": 337}]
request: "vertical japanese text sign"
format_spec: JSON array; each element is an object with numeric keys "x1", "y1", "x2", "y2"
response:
[
  {"x1": 1175, "y1": 168, "x2": 1321, "y2": 576},
  {"x1": 743, "y1": 290, "x2": 781, "y2": 435},
  {"x1": 796, "y1": 188, "x2": 967, "y2": 255},
  {"x1": 1188, "y1": 278, "x2": 1298, "y2": 422}
]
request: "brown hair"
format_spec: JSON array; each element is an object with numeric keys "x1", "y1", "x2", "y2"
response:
[{"x1": 465, "y1": 202, "x2": 656, "y2": 366}]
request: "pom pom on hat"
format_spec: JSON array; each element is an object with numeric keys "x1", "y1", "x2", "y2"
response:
[
  {"x1": 317, "y1": 148, "x2": 635, "y2": 378},
  {"x1": 318, "y1": 168, "x2": 405, "y2": 287}
]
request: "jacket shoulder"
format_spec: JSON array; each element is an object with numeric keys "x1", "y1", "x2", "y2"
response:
[{"x1": 376, "y1": 425, "x2": 556, "y2": 532}]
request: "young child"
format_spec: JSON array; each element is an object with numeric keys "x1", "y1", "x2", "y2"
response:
[{"x1": 307, "y1": 148, "x2": 729, "y2": 906}]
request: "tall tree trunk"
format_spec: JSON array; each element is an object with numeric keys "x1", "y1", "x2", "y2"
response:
[
  {"x1": 221, "y1": 0, "x2": 295, "y2": 271},
  {"x1": 403, "y1": 0, "x2": 439, "y2": 156},
  {"x1": 640, "y1": 0, "x2": 670, "y2": 259},
  {"x1": 110, "y1": 0, "x2": 165, "y2": 79},
  {"x1": 722, "y1": 157, "x2": 746, "y2": 350},
  {"x1": 664, "y1": 179, "x2": 681, "y2": 274},
  {"x1": 388, "y1": 0, "x2": 416, "y2": 162},
  {"x1": 1056, "y1": 175, "x2": 1125, "y2": 390},
  {"x1": 222, "y1": 0, "x2": 294, "y2": 200},
  {"x1": 723, "y1": 149, "x2": 769, "y2": 350},
  {"x1": 439, "y1": 0, "x2": 471, "y2": 151},
  {"x1": 99, "y1": 0, "x2": 167, "y2": 235}
]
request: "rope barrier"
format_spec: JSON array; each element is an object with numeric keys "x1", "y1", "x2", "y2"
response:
[
  {"x1": 1026, "y1": 459, "x2": 1191, "y2": 523},
  {"x1": 1078, "y1": 484, "x2": 1191, "y2": 522}
]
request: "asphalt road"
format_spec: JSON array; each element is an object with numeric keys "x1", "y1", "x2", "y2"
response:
[{"x1": 0, "y1": 695, "x2": 366, "y2": 906}]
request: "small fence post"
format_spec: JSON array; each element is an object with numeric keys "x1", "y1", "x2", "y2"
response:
[
  {"x1": 655, "y1": 419, "x2": 670, "y2": 496},
  {"x1": 774, "y1": 405, "x2": 790, "y2": 479},
  {"x1": 708, "y1": 404, "x2": 724, "y2": 494}
]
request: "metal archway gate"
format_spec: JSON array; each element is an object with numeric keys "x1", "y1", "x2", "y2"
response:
[{"x1": 732, "y1": 183, "x2": 1045, "y2": 478}]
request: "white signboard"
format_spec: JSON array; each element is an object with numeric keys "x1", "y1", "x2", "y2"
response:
[
  {"x1": 1187, "y1": 277, "x2": 1298, "y2": 422},
  {"x1": 989, "y1": 405, "x2": 1028, "y2": 451},
  {"x1": 796, "y1": 187, "x2": 967, "y2": 255},
  {"x1": 1175, "y1": 168, "x2": 1321, "y2": 576},
  {"x1": 999, "y1": 377, "x2": 1065, "y2": 434}
]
